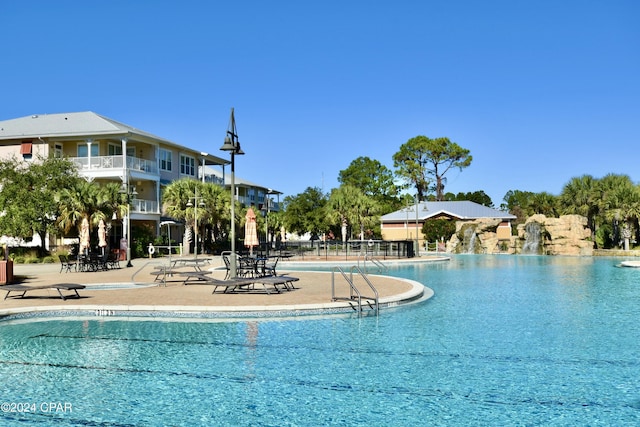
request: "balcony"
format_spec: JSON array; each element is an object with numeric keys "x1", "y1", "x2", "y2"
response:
[
  {"x1": 71, "y1": 155, "x2": 158, "y2": 175},
  {"x1": 131, "y1": 198, "x2": 158, "y2": 214}
]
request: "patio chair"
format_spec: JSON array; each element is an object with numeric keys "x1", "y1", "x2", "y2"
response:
[
  {"x1": 263, "y1": 256, "x2": 279, "y2": 277},
  {"x1": 58, "y1": 255, "x2": 76, "y2": 273},
  {"x1": 221, "y1": 252, "x2": 232, "y2": 279},
  {"x1": 107, "y1": 251, "x2": 121, "y2": 269},
  {"x1": 221, "y1": 252, "x2": 256, "y2": 279},
  {"x1": 77, "y1": 255, "x2": 93, "y2": 272},
  {"x1": 237, "y1": 256, "x2": 258, "y2": 277},
  {"x1": 93, "y1": 252, "x2": 109, "y2": 271}
]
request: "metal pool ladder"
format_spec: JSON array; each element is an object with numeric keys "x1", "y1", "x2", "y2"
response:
[
  {"x1": 357, "y1": 251, "x2": 388, "y2": 274},
  {"x1": 331, "y1": 265, "x2": 379, "y2": 313}
]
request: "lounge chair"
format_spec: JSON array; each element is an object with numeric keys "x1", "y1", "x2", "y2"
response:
[
  {"x1": 205, "y1": 277, "x2": 259, "y2": 294},
  {"x1": 241, "y1": 274, "x2": 301, "y2": 294},
  {"x1": 150, "y1": 266, "x2": 175, "y2": 285},
  {"x1": 3, "y1": 283, "x2": 86, "y2": 300},
  {"x1": 177, "y1": 270, "x2": 213, "y2": 285},
  {"x1": 184, "y1": 275, "x2": 281, "y2": 294},
  {"x1": 256, "y1": 275, "x2": 300, "y2": 292}
]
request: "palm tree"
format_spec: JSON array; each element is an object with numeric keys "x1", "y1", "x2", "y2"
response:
[
  {"x1": 597, "y1": 174, "x2": 639, "y2": 249},
  {"x1": 163, "y1": 179, "x2": 198, "y2": 255},
  {"x1": 616, "y1": 185, "x2": 640, "y2": 250},
  {"x1": 98, "y1": 182, "x2": 128, "y2": 226},
  {"x1": 162, "y1": 179, "x2": 231, "y2": 254},
  {"x1": 56, "y1": 178, "x2": 107, "y2": 255},
  {"x1": 559, "y1": 175, "x2": 599, "y2": 242},
  {"x1": 327, "y1": 186, "x2": 354, "y2": 246},
  {"x1": 56, "y1": 179, "x2": 101, "y2": 234},
  {"x1": 327, "y1": 185, "x2": 377, "y2": 244},
  {"x1": 530, "y1": 192, "x2": 559, "y2": 217},
  {"x1": 266, "y1": 210, "x2": 285, "y2": 248},
  {"x1": 197, "y1": 180, "x2": 229, "y2": 245},
  {"x1": 602, "y1": 178, "x2": 640, "y2": 250}
]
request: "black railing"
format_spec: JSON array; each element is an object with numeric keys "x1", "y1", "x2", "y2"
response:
[{"x1": 250, "y1": 240, "x2": 416, "y2": 260}]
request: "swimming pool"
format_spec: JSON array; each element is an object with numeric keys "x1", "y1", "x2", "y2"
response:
[{"x1": 1, "y1": 255, "x2": 639, "y2": 426}]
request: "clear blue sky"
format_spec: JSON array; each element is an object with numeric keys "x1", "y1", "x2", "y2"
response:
[{"x1": 2, "y1": 1, "x2": 638, "y2": 206}]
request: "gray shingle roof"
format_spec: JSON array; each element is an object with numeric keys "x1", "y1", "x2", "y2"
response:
[
  {"x1": 380, "y1": 201, "x2": 516, "y2": 222},
  {"x1": 0, "y1": 111, "x2": 173, "y2": 144}
]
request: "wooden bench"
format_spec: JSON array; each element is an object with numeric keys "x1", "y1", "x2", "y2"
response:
[{"x1": 2, "y1": 283, "x2": 86, "y2": 300}]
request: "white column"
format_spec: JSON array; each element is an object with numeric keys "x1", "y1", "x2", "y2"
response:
[
  {"x1": 122, "y1": 138, "x2": 131, "y2": 266},
  {"x1": 121, "y1": 138, "x2": 128, "y2": 171},
  {"x1": 86, "y1": 139, "x2": 93, "y2": 170},
  {"x1": 156, "y1": 180, "x2": 160, "y2": 214}
]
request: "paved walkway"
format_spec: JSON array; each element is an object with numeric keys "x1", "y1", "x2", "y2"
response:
[{"x1": 0, "y1": 256, "x2": 442, "y2": 318}]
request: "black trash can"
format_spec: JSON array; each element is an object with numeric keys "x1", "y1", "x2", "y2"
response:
[{"x1": 406, "y1": 241, "x2": 415, "y2": 258}]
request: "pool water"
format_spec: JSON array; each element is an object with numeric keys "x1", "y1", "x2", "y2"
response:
[{"x1": 1, "y1": 255, "x2": 640, "y2": 426}]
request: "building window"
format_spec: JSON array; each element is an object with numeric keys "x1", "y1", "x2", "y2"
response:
[
  {"x1": 108, "y1": 143, "x2": 122, "y2": 156},
  {"x1": 77, "y1": 143, "x2": 99, "y2": 157},
  {"x1": 20, "y1": 141, "x2": 33, "y2": 160},
  {"x1": 54, "y1": 144, "x2": 63, "y2": 158},
  {"x1": 180, "y1": 155, "x2": 195, "y2": 176},
  {"x1": 160, "y1": 149, "x2": 173, "y2": 171}
]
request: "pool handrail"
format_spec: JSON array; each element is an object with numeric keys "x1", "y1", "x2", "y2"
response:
[{"x1": 331, "y1": 265, "x2": 379, "y2": 313}]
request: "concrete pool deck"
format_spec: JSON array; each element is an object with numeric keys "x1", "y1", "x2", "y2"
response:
[{"x1": 0, "y1": 255, "x2": 444, "y2": 318}]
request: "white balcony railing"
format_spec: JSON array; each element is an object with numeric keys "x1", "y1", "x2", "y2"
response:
[
  {"x1": 70, "y1": 156, "x2": 158, "y2": 175},
  {"x1": 131, "y1": 199, "x2": 158, "y2": 214}
]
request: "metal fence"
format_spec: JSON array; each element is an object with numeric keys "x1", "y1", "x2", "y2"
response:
[{"x1": 256, "y1": 240, "x2": 416, "y2": 260}]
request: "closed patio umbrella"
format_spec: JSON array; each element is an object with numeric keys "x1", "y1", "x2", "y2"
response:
[
  {"x1": 79, "y1": 217, "x2": 90, "y2": 256},
  {"x1": 98, "y1": 219, "x2": 107, "y2": 256},
  {"x1": 244, "y1": 207, "x2": 259, "y2": 256}
]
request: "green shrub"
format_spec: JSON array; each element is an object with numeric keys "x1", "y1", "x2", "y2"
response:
[
  {"x1": 595, "y1": 223, "x2": 613, "y2": 249},
  {"x1": 422, "y1": 219, "x2": 457, "y2": 243}
]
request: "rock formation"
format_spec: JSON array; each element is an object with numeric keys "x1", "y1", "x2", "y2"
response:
[
  {"x1": 520, "y1": 214, "x2": 593, "y2": 256},
  {"x1": 447, "y1": 214, "x2": 593, "y2": 256}
]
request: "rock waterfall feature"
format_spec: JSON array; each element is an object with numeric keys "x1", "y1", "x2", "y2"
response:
[
  {"x1": 521, "y1": 222, "x2": 543, "y2": 255},
  {"x1": 446, "y1": 214, "x2": 593, "y2": 256}
]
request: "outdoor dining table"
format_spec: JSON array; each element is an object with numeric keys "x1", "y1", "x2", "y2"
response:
[
  {"x1": 77, "y1": 253, "x2": 108, "y2": 272},
  {"x1": 239, "y1": 256, "x2": 268, "y2": 277}
]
